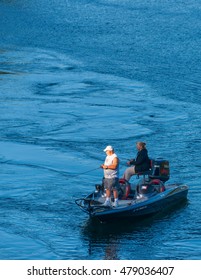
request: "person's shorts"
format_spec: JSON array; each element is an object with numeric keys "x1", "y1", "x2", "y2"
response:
[{"x1": 103, "y1": 177, "x2": 119, "y2": 191}]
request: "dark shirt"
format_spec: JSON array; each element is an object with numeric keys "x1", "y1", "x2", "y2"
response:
[{"x1": 130, "y1": 148, "x2": 150, "y2": 172}]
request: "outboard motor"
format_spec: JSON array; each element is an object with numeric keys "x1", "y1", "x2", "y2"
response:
[{"x1": 149, "y1": 158, "x2": 170, "y2": 182}]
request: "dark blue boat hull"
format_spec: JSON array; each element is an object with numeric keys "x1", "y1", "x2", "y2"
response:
[
  {"x1": 75, "y1": 184, "x2": 188, "y2": 223},
  {"x1": 94, "y1": 187, "x2": 188, "y2": 222}
]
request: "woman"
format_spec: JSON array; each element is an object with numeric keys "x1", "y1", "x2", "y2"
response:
[{"x1": 123, "y1": 142, "x2": 150, "y2": 182}]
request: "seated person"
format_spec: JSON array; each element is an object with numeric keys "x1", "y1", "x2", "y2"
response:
[{"x1": 123, "y1": 141, "x2": 150, "y2": 182}]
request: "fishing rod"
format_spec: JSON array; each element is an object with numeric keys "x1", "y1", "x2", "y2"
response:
[
  {"x1": 71, "y1": 167, "x2": 101, "y2": 178},
  {"x1": 71, "y1": 158, "x2": 129, "y2": 178},
  {"x1": 72, "y1": 158, "x2": 130, "y2": 179}
]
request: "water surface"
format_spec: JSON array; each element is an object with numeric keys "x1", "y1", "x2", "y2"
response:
[{"x1": 0, "y1": 0, "x2": 201, "y2": 260}]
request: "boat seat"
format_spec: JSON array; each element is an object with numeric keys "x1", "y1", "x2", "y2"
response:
[
  {"x1": 136, "y1": 169, "x2": 152, "y2": 179},
  {"x1": 150, "y1": 179, "x2": 166, "y2": 192},
  {"x1": 118, "y1": 178, "x2": 132, "y2": 199},
  {"x1": 136, "y1": 159, "x2": 153, "y2": 179}
]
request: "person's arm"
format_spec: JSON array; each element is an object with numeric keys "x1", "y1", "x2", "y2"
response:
[
  {"x1": 101, "y1": 157, "x2": 119, "y2": 169},
  {"x1": 107, "y1": 157, "x2": 119, "y2": 169},
  {"x1": 128, "y1": 158, "x2": 135, "y2": 165}
]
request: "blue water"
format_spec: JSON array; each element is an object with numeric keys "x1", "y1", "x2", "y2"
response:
[{"x1": 0, "y1": 0, "x2": 201, "y2": 260}]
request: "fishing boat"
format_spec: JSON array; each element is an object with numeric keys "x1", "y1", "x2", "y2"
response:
[{"x1": 75, "y1": 159, "x2": 189, "y2": 222}]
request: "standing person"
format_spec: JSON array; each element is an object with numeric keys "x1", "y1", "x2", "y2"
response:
[
  {"x1": 123, "y1": 142, "x2": 150, "y2": 182},
  {"x1": 101, "y1": 145, "x2": 119, "y2": 207}
]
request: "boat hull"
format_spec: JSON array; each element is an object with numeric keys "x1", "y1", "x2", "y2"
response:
[
  {"x1": 75, "y1": 184, "x2": 188, "y2": 222},
  {"x1": 93, "y1": 185, "x2": 188, "y2": 222}
]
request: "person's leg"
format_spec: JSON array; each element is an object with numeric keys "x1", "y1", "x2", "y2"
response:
[
  {"x1": 106, "y1": 189, "x2": 111, "y2": 198},
  {"x1": 123, "y1": 166, "x2": 136, "y2": 181},
  {"x1": 113, "y1": 190, "x2": 118, "y2": 199},
  {"x1": 103, "y1": 178, "x2": 112, "y2": 206},
  {"x1": 113, "y1": 178, "x2": 119, "y2": 207},
  {"x1": 113, "y1": 178, "x2": 119, "y2": 198}
]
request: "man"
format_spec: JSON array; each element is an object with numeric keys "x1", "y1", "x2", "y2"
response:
[{"x1": 101, "y1": 145, "x2": 119, "y2": 207}]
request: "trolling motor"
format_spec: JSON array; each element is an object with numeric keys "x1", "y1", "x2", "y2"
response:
[{"x1": 95, "y1": 183, "x2": 104, "y2": 193}]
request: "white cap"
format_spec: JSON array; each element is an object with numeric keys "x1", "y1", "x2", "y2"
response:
[{"x1": 103, "y1": 145, "x2": 114, "y2": 152}]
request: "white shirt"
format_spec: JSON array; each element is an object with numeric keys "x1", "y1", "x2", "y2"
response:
[{"x1": 104, "y1": 153, "x2": 119, "y2": 179}]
